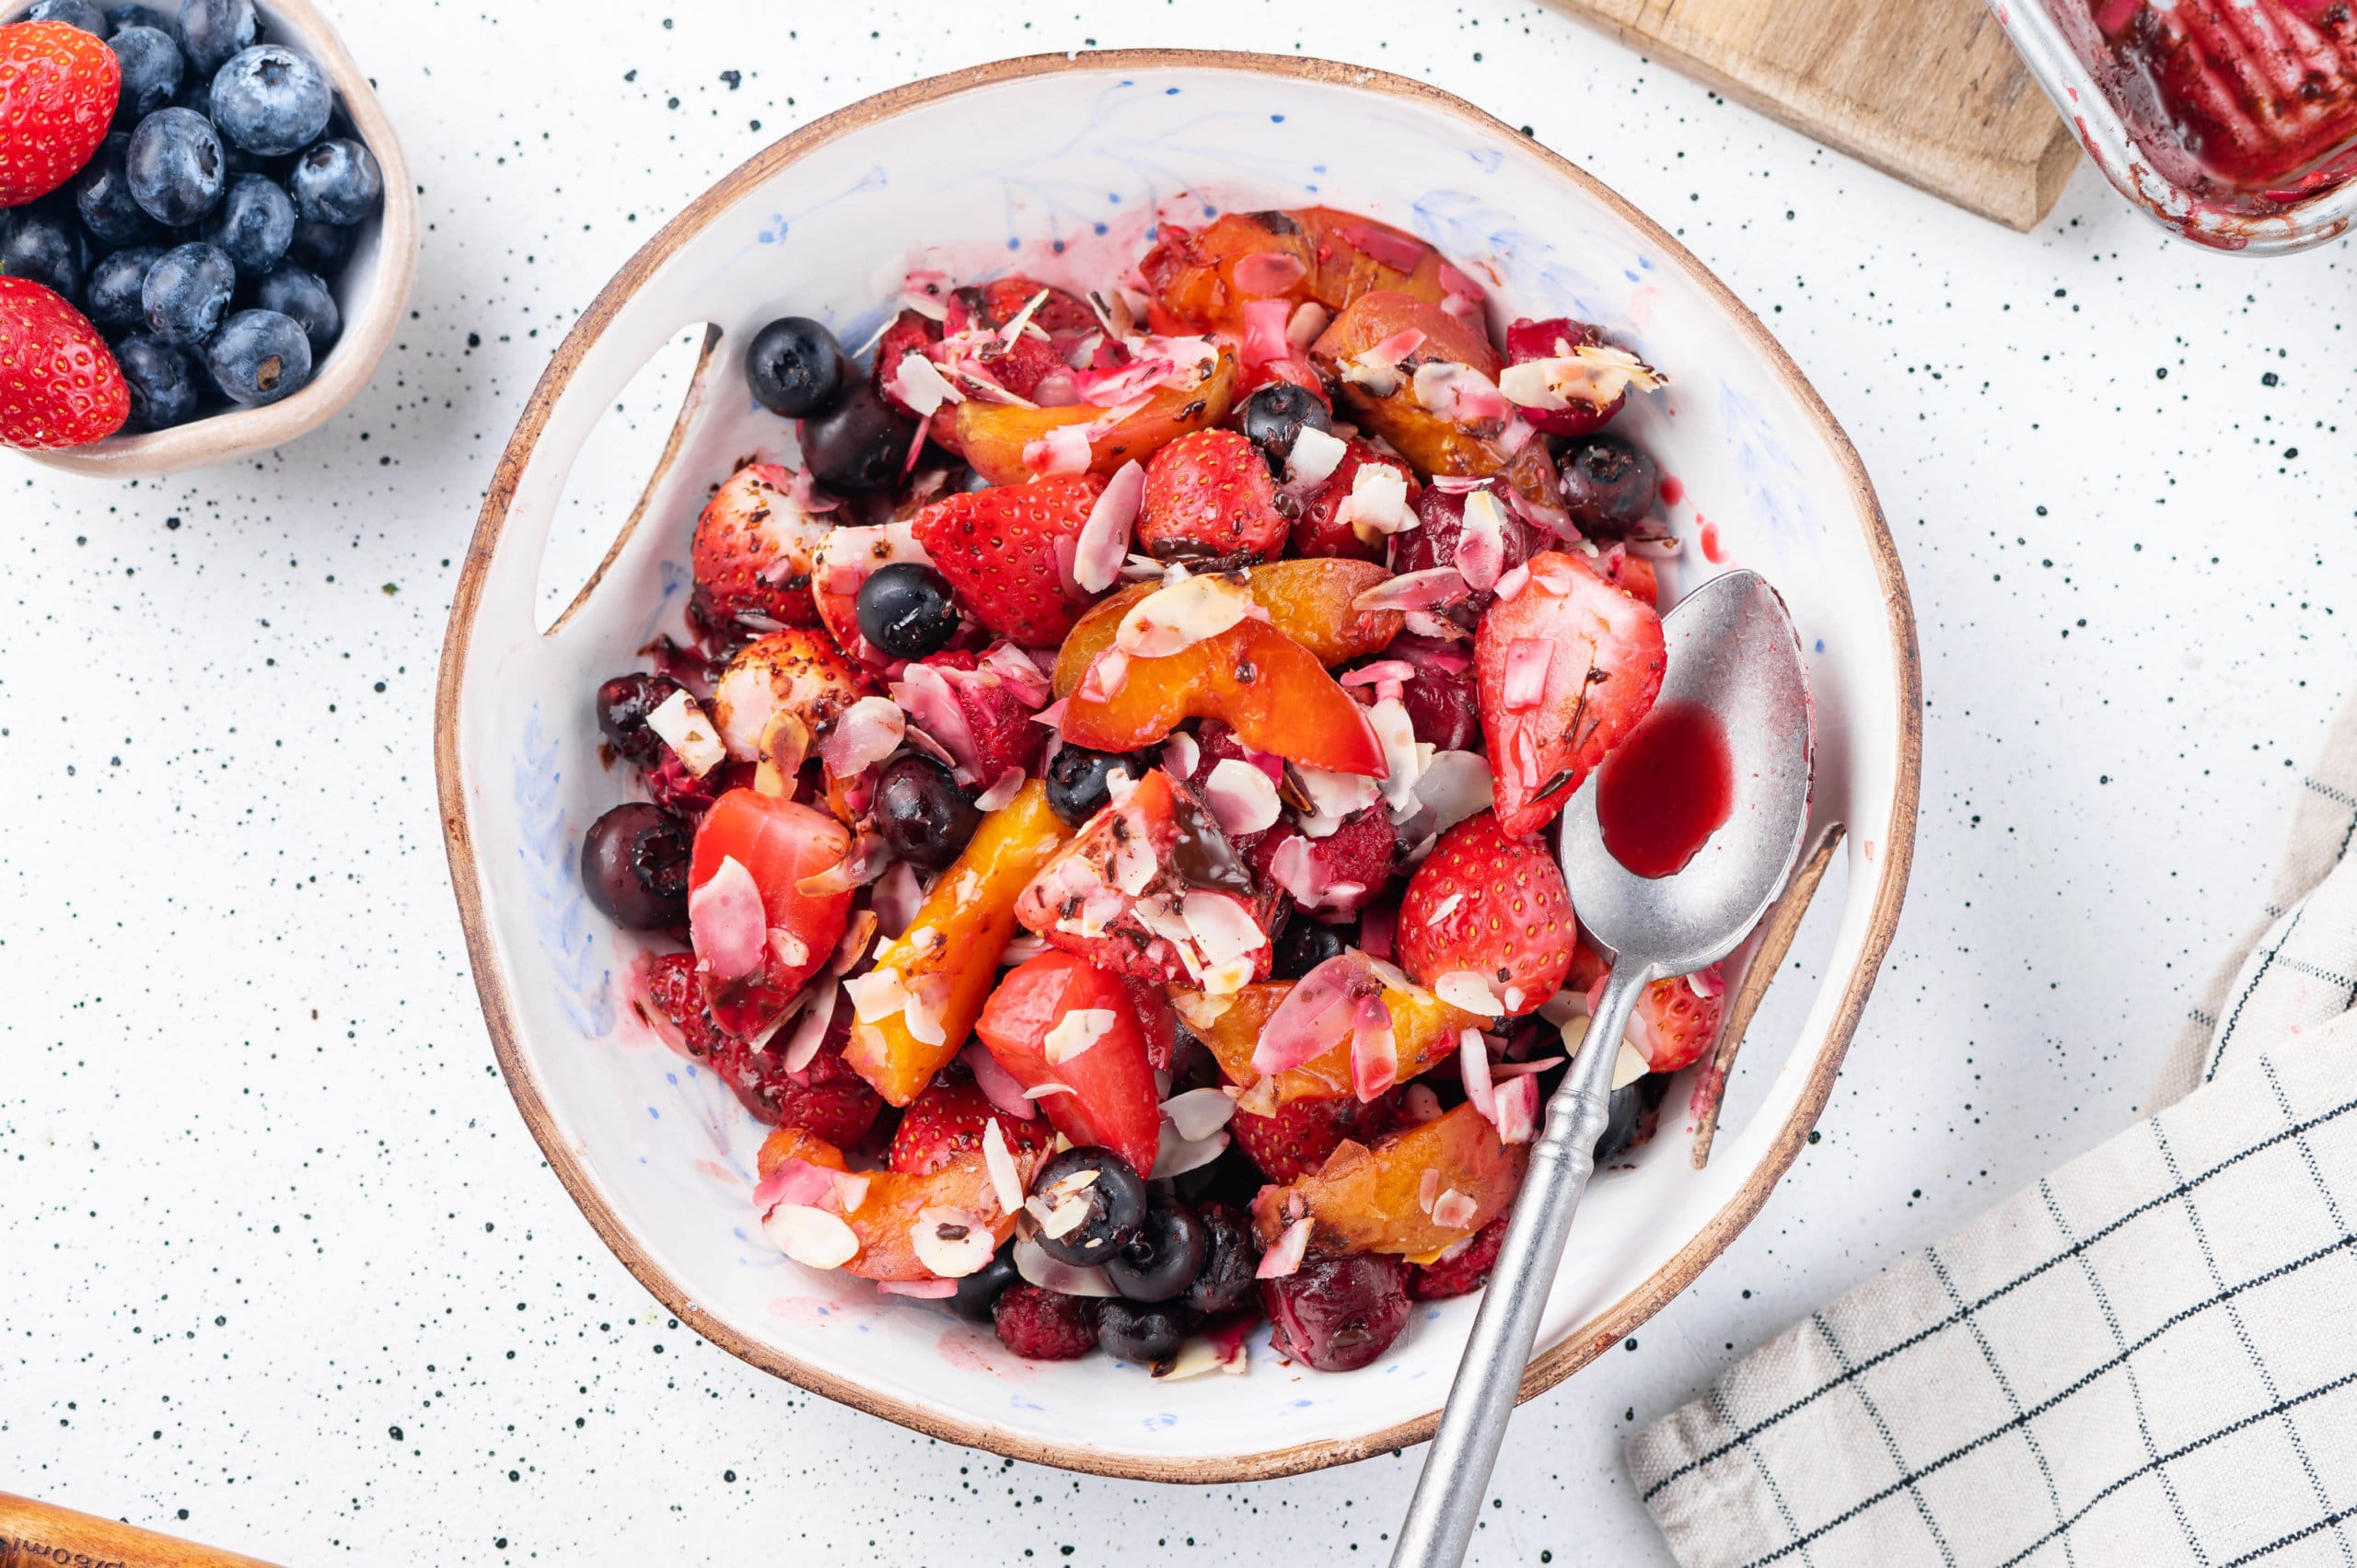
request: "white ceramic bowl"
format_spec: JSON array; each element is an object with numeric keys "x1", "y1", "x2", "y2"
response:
[
  {"x1": 436, "y1": 51, "x2": 1920, "y2": 1481},
  {"x1": 6, "y1": 0, "x2": 417, "y2": 475}
]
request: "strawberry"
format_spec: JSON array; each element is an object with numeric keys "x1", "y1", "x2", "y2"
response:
[
  {"x1": 1012, "y1": 768, "x2": 1277, "y2": 989},
  {"x1": 915, "y1": 647, "x2": 1045, "y2": 785},
  {"x1": 941, "y1": 278, "x2": 1092, "y2": 402},
  {"x1": 691, "y1": 462, "x2": 830, "y2": 630},
  {"x1": 1568, "y1": 938, "x2": 1724, "y2": 1075},
  {"x1": 975, "y1": 950, "x2": 1165, "y2": 1177},
  {"x1": 1248, "y1": 806, "x2": 1398, "y2": 921},
  {"x1": 1291, "y1": 438, "x2": 1414, "y2": 563},
  {"x1": 0, "y1": 276, "x2": 127, "y2": 450},
  {"x1": 1475, "y1": 550, "x2": 1666, "y2": 836},
  {"x1": 887, "y1": 1074, "x2": 1051, "y2": 1177},
  {"x1": 1503, "y1": 317, "x2": 1626, "y2": 436},
  {"x1": 1407, "y1": 1214, "x2": 1508, "y2": 1300},
  {"x1": 1230, "y1": 1088, "x2": 1399, "y2": 1183},
  {"x1": 642, "y1": 951, "x2": 731, "y2": 1059},
  {"x1": 687, "y1": 788, "x2": 855, "y2": 1039},
  {"x1": 1121, "y1": 974, "x2": 1178, "y2": 1073},
  {"x1": 0, "y1": 22, "x2": 120, "y2": 208},
  {"x1": 719, "y1": 1044, "x2": 884, "y2": 1149},
  {"x1": 910, "y1": 471, "x2": 1105, "y2": 645},
  {"x1": 1394, "y1": 809, "x2": 1574, "y2": 1017},
  {"x1": 1136, "y1": 428, "x2": 1288, "y2": 563},
  {"x1": 994, "y1": 1283, "x2": 1097, "y2": 1360},
  {"x1": 1596, "y1": 543, "x2": 1659, "y2": 610}
]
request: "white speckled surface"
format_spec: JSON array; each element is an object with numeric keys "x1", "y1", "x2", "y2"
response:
[{"x1": 1, "y1": 3, "x2": 2350, "y2": 1562}]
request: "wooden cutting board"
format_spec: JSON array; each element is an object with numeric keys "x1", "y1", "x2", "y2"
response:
[{"x1": 1539, "y1": 0, "x2": 2081, "y2": 230}]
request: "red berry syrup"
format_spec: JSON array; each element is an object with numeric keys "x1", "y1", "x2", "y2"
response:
[{"x1": 1596, "y1": 701, "x2": 1734, "y2": 879}]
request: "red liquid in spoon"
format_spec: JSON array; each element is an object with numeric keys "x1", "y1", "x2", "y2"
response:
[{"x1": 1596, "y1": 701, "x2": 1735, "y2": 879}]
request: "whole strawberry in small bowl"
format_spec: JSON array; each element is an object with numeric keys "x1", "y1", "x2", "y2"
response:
[{"x1": 0, "y1": 0, "x2": 415, "y2": 473}]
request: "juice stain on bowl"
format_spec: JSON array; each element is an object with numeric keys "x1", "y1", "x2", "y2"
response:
[{"x1": 1596, "y1": 700, "x2": 1734, "y2": 878}]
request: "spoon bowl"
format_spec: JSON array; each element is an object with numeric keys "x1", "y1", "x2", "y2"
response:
[{"x1": 1391, "y1": 568, "x2": 1817, "y2": 1568}]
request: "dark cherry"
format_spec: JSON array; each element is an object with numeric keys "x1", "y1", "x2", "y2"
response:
[
  {"x1": 1237, "y1": 380, "x2": 1332, "y2": 475},
  {"x1": 1184, "y1": 1200, "x2": 1261, "y2": 1316},
  {"x1": 1595, "y1": 1072, "x2": 1670, "y2": 1164},
  {"x1": 1261, "y1": 1253, "x2": 1411, "y2": 1372},
  {"x1": 1096, "y1": 1299, "x2": 1197, "y2": 1366},
  {"x1": 800, "y1": 380, "x2": 915, "y2": 492},
  {"x1": 1387, "y1": 482, "x2": 1535, "y2": 623},
  {"x1": 1271, "y1": 917, "x2": 1354, "y2": 981},
  {"x1": 1028, "y1": 1145, "x2": 1148, "y2": 1268},
  {"x1": 1043, "y1": 744, "x2": 1152, "y2": 828},
  {"x1": 1105, "y1": 1197, "x2": 1209, "y2": 1304},
  {"x1": 949, "y1": 1244, "x2": 1022, "y2": 1323},
  {"x1": 1387, "y1": 633, "x2": 1481, "y2": 752},
  {"x1": 1556, "y1": 433, "x2": 1659, "y2": 540},
  {"x1": 744, "y1": 315, "x2": 846, "y2": 418},
  {"x1": 872, "y1": 753, "x2": 981, "y2": 873},
  {"x1": 854, "y1": 561, "x2": 961, "y2": 659},
  {"x1": 596, "y1": 671, "x2": 683, "y2": 766},
  {"x1": 579, "y1": 803, "x2": 692, "y2": 929}
]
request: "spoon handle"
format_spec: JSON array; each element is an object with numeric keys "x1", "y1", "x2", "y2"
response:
[{"x1": 1389, "y1": 965, "x2": 1649, "y2": 1568}]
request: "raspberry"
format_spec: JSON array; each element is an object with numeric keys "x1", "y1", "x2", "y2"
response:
[
  {"x1": 1407, "y1": 1214, "x2": 1509, "y2": 1300},
  {"x1": 993, "y1": 1283, "x2": 1098, "y2": 1361}
]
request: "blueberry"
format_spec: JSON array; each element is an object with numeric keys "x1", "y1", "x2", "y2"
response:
[
  {"x1": 872, "y1": 754, "x2": 980, "y2": 874},
  {"x1": 1095, "y1": 1300, "x2": 1195, "y2": 1366},
  {"x1": 796, "y1": 380, "x2": 911, "y2": 493},
  {"x1": 106, "y1": 3, "x2": 181, "y2": 42},
  {"x1": 108, "y1": 25, "x2": 182, "y2": 121},
  {"x1": 69, "y1": 134, "x2": 152, "y2": 248},
  {"x1": 854, "y1": 562, "x2": 959, "y2": 660},
  {"x1": 84, "y1": 244, "x2": 163, "y2": 330},
  {"x1": 1595, "y1": 1073, "x2": 1669, "y2": 1164},
  {"x1": 284, "y1": 216, "x2": 351, "y2": 273},
  {"x1": 287, "y1": 137, "x2": 380, "y2": 225},
  {"x1": 172, "y1": 72, "x2": 211, "y2": 122},
  {"x1": 255, "y1": 261, "x2": 337, "y2": 354},
  {"x1": 210, "y1": 44, "x2": 331, "y2": 157},
  {"x1": 1043, "y1": 744, "x2": 1151, "y2": 828},
  {"x1": 125, "y1": 107, "x2": 225, "y2": 226},
  {"x1": 1555, "y1": 433, "x2": 1659, "y2": 540},
  {"x1": 1028, "y1": 1146, "x2": 1148, "y2": 1268},
  {"x1": 579, "y1": 802, "x2": 692, "y2": 930},
  {"x1": 1, "y1": 202, "x2": 86, "y2": 305},
  {"x1": 1105, "y1": 1198, "x2": 1209, "y2": 1304},
  {"x1": 1184, "y1": 1200, "x2": 1262, "y2": 1316},
  {"x1": 948, "y1": 1245, "x2": 1021, "y2": 1324},
  {"x1": 27, "y1": 0, "x2": 106, "y2": 33},
  {"x1": 200, "y1": 172, "x2": 292, "y2": 273},
  {"x1": 177, "y1": 0, "x2": 255, "y2": 75},
  {"x1": 203, "y1": 308, "x2": 311, "y2": 404},
  {"x1": 140, "y1": 240, "x2": 234, "y2": 343},
  {"x1": 742, "y1": 315, "x2": 844, "y2": 417},
  {"x1": 1271, "y1": 917, "x2": 1355, "y2": 981},
  {"x1": 1237, "y1": 380, "x2": 1333, "y2": 474},
  {"x1": 115, "y1": 334, "x2": 199, "y2": 428}
]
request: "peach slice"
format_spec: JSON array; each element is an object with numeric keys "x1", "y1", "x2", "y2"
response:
[
  {"x1": 1249, "y1": 1101, "x2": 1526, "y2": 1260},
  {"x1": 841, "y1": 780, "x2": 1074, "y2": 1106},
  {"x1": 755, "y1": 1128, "x2": 1040, "y2": 1283},
  {"x1": 954, "y1": 351, "x2": 1238, "y2": 487},
  {"x1": 1139, "y1": 207, "x2": 1461, "y2": 333},
  {"x1": 1050, "y1": 559, "x2": 1401, "y2": 698},
  {"x1": 1173, "y1": 979, "x2": 1481, "y2": 1106}
]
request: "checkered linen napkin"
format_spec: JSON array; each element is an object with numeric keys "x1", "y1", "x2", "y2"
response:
[{"x1": 1626, "y1": 691, "x2": 2357, "y2": 1568}]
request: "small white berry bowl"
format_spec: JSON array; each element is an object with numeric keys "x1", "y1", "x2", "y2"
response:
[
  {"x1": 436, "y1": 51, "x2": 1920, "y2": 1481},
  {"x1": 5, "y1": 0, "x2": 416, "y2": 476}
]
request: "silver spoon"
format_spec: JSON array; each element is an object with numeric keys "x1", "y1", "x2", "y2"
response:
[{"x1": 1389, "y1": 567, "x2": 1816, "y2": 1568}]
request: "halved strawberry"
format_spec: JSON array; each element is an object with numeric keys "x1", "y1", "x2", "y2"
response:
[
  {"x1": 910, "y1": 472, "x2": 1106, "y2": 645},
  {"x1": 1230, "y1": 1088, "x2": 1399, "y2": 1184},
  {"x1": 1475, "y1": 550, "x2": 1665, "y2": 836},
  {"x1": 1122, "y1": 974, "x2": 1178, "y2": 1073},
  {"x1": 1012, "y1": 767, "x2": 1277, "y2": 990},
  {"x1": 687, "y1": 789, "x2": 855, "y2": 1037},
  {"x1": 1568, "y1": 938, "x2": 1724, "y2": 1075},
  {"x1": 691, "y1": 463, "x2": 832, "y2": 630},
  {"x1": 1136, "y1": 428, "x2": 1289, "y2": 563},
  {"x1": 888, "y1": 1073, "x2": 1052, "y2": 1176},
  {"x1": 975, "y1": 950, "x2": 1164, "y2": 1177},
  {"x1": 1395, "y1": 809, "x2": 1574, "y2": 1018}
]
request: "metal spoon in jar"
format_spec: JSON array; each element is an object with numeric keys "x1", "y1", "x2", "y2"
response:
[{"x1": 1389, "y1": 568, "x2": 1816, "y2": 1568}]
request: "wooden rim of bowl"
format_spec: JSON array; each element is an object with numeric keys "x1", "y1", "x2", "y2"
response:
[
  {"x1": 12, "y1": 0, "x2": 420, "y2": 477},
  {"x1": 434, "y1": 48, "x2": 1922, "y2": 1484}
]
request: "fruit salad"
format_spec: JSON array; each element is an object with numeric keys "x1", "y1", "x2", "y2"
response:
[{"x1": 582, "y1": 203, "x2": 1737, "y2": 1376}]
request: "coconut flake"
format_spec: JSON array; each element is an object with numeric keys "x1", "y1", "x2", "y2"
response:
[
  {"x1": 1161, "y1": 730, "x2": 1201, "y2": 780},
  {"x1": 1494, "y1": 1074, "x2": 1540, "y2": 1144},
  {"x1": 1284, "y1": 424, "x2": 1348, "y2": 491},
  {"x1": 901, "y1": 971, "x2": 952, "y2": 1047},
  {"x1": 889, "y1": 662, "x2": 982, "y2": 782},
  {"x1": 1430, "y1": 1189, "x2": 1480, "y2": 1230},
  {"x1": 1414, "y1": 751, "x2": 1494, "y2": 835},
  {"x1": 1285, "y1": 300, "x2": 1330, "y2": 353},
  {"x1": 795, "y1": 830, "x2": 888, "y2": 897},
  {"x1": 832, "y1": 1171, "x2": 872, "y2": 1214},
  {"x1": 1293, "y1": 764, "x2": 1385, "y2": 826},
  {"x1": 780, "y1": 980, "x2": 839, "y2": 1074},
  {"x1": 981, "y1": 1119, "x2": 1027, "y2": 1213},
  {"x1": 1240, "y1": 297, "x2": 1293, "y2": 367},
  {"x1": 877, "y1": 1278, "x2": 958, "y2": 1300},
  {"x1": 1256, "y1": 1216, "x2": 1313, "y2": 1280},
  {"x1": 1612, "y1": 1039, "x2": 1650, "y2": 1090},
  {"x1": 911, "y1": 1206, "x2": 996, "y2": 1277},
  {"x1": 1204, "y1": 758, "x2": 1283, "y2": 836},
  {"x1": 1334, "y1": 461, "x2": 1415, "y2": 538},
  {"x1": 870, "y1": 862, "x2": 923, "y2": 941},
  {"x1": 689, "y1": 855, "x2": 768, "y2": 982},
  {"x1": 1021, "y1": 422, "x2": 1095, "y2": 476},
  {"x1": 1163, "y1": 1086, "x2": 1238, "y2": 1143},
  {"x1": 1402, "y1": 1081, "x2": 1444, "y2": 1124},
  {"x1": 646, "y1": 688, "x2": 726, "y2": 777},
  {"x1": 1493, "y1": 563, "x2": 1532, "y2": 602},
  {"x1": 1459, "y1": 1027, "x2": 1497, "y2": 1121},
  {"x1": 888, "y1": 352, "x2": 965, "y2": 417},
  {"x1": 751, "y1": 1156, "x2": 840, "y2": 1215},
  {"x1": 1351, "y1": 993, "x2": 1398, "y2": 1100},
  {"x1": 974, "y1": 767, "x2": 1026, "y2": 812},
  {"x1": 1013, "y1": 1234, "x2": 1121, "y2": 1297},
  {"x1": 763, "y1": 1204, "x2": 860, "y2": 1269},
  {"x1": 1688, "y1": 964, "x2": 1724, "y2": 1001},
  {"x1": 1070, "y1": 458, "x2": 1144, "y2": 593},
  {"x1": 1252, "y1": 950, "x2": 1376, "y2": 1074},
  {"x1": 1369, "y1": 698, "x2": 1422, "y2": 817},
  {"x1": 820, "y1": 695, "x2": 907, "y2": 778},
  {"x1": 1044, "y1": 1006, "x2": 1119, "y2": 1066},
  {"x1": 1151, "y1": 1127, "x2": 1230, "y2": 1179},
  {"x1": 1353, "y1": 566, "x2": 1469, "y2": 614},
  {"x1": 843, "y1": 967, "x2": 911, "y2": 1025},
  {"x1": 1417, "y1": 1167, "x2": 1442, "y2": 1215},
  {"x1": 1434, "y1": 970, "x2": 1504, "y2": 1016},
  {"x1": 1456, "y1": 490, "x2": 1509, "y2": 593},
  {"x1": 966, "y1": 1040, "x2": 1040, "y2": 1121},
  {"x1": 1115, "y1": 575, "x2": 1259, "y2": 659},
  {"x1": 1182, "y1": 889, "x2": 1268, "y2": 968}
]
